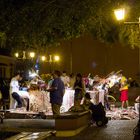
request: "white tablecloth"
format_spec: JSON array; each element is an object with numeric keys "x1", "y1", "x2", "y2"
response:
[{"x1": 27, "y1": 89, "x2": 100, "y2": 113}]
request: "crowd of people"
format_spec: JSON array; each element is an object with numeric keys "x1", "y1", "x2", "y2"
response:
[{"x1": 1, "y1": 70, "x2": 139, "y2": 116}]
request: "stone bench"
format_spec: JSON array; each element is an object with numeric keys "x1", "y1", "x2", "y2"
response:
[{"x1": 47, "y1": 110, "x2": 91, "y2": 137}]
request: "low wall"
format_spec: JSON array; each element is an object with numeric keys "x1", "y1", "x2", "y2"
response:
[{"x1": 53, "y1": 111, "x2": 91, "y2": 137}]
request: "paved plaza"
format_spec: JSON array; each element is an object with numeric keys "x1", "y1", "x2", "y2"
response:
[
  {"x1": 48, "y1": 120, "x2": 139, "y2": 140},
  {"x1": 1, "y1": 119, "x2": 140, "y2": 140}
]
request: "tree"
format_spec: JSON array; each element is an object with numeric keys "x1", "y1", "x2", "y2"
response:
[
  {"x1": 118, "y1": 1, "x2": 140, "y2": 48},
  {"x1": 0, "y1": 0, "x2": 140, "y2": 51}
]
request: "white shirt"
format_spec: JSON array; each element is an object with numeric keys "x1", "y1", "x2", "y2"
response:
[{"x1": 10, "y1": 77, "x2": 19, "y2": 94}]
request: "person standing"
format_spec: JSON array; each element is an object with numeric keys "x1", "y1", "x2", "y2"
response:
[
  {"x1": 119, "y1": 75, "x2": 129, "y2": 109},
  {"x1": 61, "y1": 71, "x2": 70, "y2": 87},
  {"x1": 47, "y1": 70, "x2": 65, "y2": 115},
  {"x1": 69, "y1": 73, "x2": 75, "y2": 88},
  {"x1": 73, "y1": 73, "x2": 85, "y2": 108},
  {"x1": 10, "y1": 72, "x2": 23, "y2": 109}
]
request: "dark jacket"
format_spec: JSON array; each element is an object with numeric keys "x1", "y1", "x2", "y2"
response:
[{"x1": 50, "y1": 78, "x2": 65, "y2": 105}]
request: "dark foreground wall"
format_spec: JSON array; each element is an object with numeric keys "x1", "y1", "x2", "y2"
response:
[{"x1": 41, "y1": 34, "x2": 138, "y2": 79}]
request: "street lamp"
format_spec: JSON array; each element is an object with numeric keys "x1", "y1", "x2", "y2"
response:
[
  {"x1": 29, "y1": 52, "x2": 35, "y2": 59},
  {"x1": 41, "y1": 54, "x2": 60, "y2": 72},
  {"x1": 54, "y1": 55, "x2": 60, "y2": 62},
  {"x1": 114, "y1": 8, "x2": 140, "y2": 75},
  {"x1": 114, "y1": 8, "x2": 140, "y2": 24},
  {"x1": 114, "y1": 8, "x2": 125, "y2": 21},
  {"x1": 14, "y1": 52, "x2": 19, "y2": 58},
  {"x1": 41, "y1": 56, "x2": 46, "y2": 61},
  {"x1": 14, "y1": 51, "x2": 36, "y2": 59},
  {"x1": 14, "y1": 51, "x2": 36, "y2": 77},
  {"x1": 114, "y1": 8, "x2": 140, "y2": 137}
]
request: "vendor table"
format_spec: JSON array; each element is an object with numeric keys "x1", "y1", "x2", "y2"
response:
[{"x1": 28, "y1": 89, "x2": 101, "y2": 113}]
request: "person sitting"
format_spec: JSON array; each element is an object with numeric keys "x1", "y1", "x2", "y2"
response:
[
  {"x1": 9, "y1": 72, "x2": 23, "y2": 109},
  {"x1": 83, "y1": 92, "x2": 108, "y2": 127},
  {"x1": 18, "y1": 82, "x2": 30, "y2": 111},
  {"x1": 81, "y1": 92, "x2": 92, "y2": 112},
  {"x1": 10, "y1": 73, "x2": 30, "y2": 111}
]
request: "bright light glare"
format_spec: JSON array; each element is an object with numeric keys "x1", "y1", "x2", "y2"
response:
[
  {"x1": 54, "y1": 55, "x2": 60, "y2": 62},
  {"x1": 114, "y1": 8, "x2": 125, "y2": 21},
  {"x1": 29, "y1": 71, "x2": 37, "y2": 77},
  {"x1": 29, "y1": 52, "x2": 35, "y2": 58},
  {"x1": 41, "y1": 56, "x2": 46, "y2": 61},
  {"x1": 15, "y1": 52, "x2": 19, "y2": 58}
]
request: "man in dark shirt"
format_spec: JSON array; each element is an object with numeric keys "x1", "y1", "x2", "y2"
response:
[{"x1": 47, "y1": 70, "x2": 65, "y2": 115}]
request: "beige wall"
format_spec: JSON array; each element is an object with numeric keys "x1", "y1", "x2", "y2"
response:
[{"x1": 40, "y1": 34, "x2": 138, "y2": 79}]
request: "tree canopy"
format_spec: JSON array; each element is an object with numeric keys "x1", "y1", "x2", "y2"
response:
[{"x1": 0, "y1": 0, "x2": 140, "y2": 51}]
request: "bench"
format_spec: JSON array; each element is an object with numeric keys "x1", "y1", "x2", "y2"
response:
[{"x1": 47, "y1": 110, "x2": 91, "y2": 137}]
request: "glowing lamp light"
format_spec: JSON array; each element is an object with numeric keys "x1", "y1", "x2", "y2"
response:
[
  {"x1": 29, "y1": 52, "x2": 35, "y2": 58},
  {"x1": 41, "y1": 56, "x2": 46, "y2": 61},
  {"x1": 15, "y1": 52, "x2": 19, "y2": 58},
  {"x1": 54, "y1": 55, "x2": 60, "y2": 62},
  {"x1": 114, "y1": 8, "x2": 125, "y2": 21}
]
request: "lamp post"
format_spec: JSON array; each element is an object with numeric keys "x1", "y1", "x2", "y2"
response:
[
  {"x1": 14, "y1": 51, "x2": 36, "y2": 78},
  {"x1": 41, "y1": 54, "x2": 60, "y2": 72},
  {"x1": 14, "y1": 51, "x2": 35, "y2": 60},
  {"x1": 54, "y1": 55, "x2": 60, "y2": 62},
  {"x1": 15, "y1": 51, "x2": 60, "y2": 74},
  {"x1": 114, "y1": 8, "x2": 140, "y2": 137},
  {"x1": 114, "y1": 8, "x2": 140, "y2": 75},
  {"x1": 114, "y1": 8, "x2": 125, "y2": 21}
]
